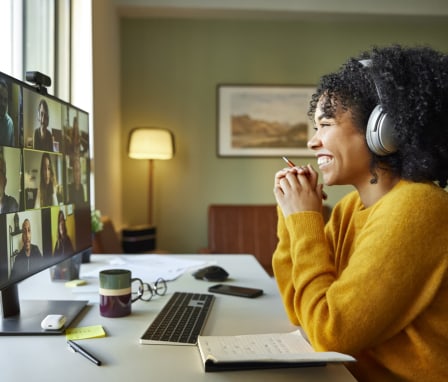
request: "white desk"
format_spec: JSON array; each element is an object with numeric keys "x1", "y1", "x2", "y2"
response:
[{"x1": 1, "y1": 254, "x2": 356, "y2": 382}]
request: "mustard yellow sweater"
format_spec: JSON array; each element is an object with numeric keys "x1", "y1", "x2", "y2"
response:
[{"x1": 272, "y1": 180, "x2": 448, "y2": 382}]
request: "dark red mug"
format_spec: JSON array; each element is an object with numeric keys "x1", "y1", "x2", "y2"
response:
[{"x1": 99, "y1": 269, "x2": 143, "y2": 318}]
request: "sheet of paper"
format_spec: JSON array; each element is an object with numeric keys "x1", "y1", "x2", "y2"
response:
[
  {"x1": 200, "y1": 330, "x2": 314, "y2": 359},
  {"x1": 80, "y1": 255, "x2": 207, "y2": 282}
]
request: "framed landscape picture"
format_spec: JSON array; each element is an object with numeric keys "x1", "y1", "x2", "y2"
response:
[{"x1": 217, "y1": 84, "x2": 316, "y2": 157}]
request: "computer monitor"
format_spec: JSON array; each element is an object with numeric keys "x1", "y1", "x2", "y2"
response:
[{"x1": 0, "y1": 71, "x2": 92, "y2": 335}]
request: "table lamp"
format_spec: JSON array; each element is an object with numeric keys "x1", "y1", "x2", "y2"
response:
[{"x1": 128, "y1": 127, "x2": 175, "y2": 226}]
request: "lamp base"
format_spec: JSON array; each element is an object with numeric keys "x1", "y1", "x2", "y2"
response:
[{"x1": 122, "y1": 225, "x2": 156, "y2": 253}]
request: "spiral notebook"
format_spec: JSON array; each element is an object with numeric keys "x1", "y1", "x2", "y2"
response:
[{"x1": 197, "y1": 330, "x2": 355, "y2": 372}]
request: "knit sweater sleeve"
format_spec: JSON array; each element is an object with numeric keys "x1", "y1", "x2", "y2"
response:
[
  {"x1": 272, "y1": 205, "x2": 302, "y2": 326},
  {"x1": 274, "y1": 182, "x2": 448, "y2": 355}
]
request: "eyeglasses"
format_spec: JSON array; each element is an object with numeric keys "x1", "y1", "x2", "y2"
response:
[{"x1": 132, "y1": 277, "x2": 167, "y2": 302}]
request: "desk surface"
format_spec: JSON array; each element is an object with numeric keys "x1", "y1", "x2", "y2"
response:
[{"x1": 1, "y1": 254, "x2": 356, "y2": 382}]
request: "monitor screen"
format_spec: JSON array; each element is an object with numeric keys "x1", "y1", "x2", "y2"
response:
[{"x1": 0, "y1": 71, "x2": 91, "y2": 334}]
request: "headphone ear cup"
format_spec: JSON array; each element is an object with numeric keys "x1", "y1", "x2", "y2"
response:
[{"x1": 366, "y1": 105, "x2": 397, "y2": 156}]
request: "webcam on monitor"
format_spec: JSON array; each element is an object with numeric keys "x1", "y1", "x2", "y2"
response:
[{"x1": 25, "y1": 71, "x2": 51, "y2": 94}]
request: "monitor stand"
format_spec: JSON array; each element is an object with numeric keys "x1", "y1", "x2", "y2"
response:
[
  {"x1": 0, "y1": 299, "x2": 88, "y2": 335},
  {"x1": 0, "y1": 279, "x2": 89, "y2": 335}
]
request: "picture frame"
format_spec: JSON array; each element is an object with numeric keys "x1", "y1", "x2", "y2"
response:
[{"x1": 217, "y1": 84, "x2": 316, "y2": 157}]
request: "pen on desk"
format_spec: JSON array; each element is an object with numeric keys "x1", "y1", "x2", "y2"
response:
[
  {"x1": 281, "y1": 156, "x2": 328, "y2": 200},
  {"x1": 67, "y1": 340, "x2": 102, "y2": 366}
]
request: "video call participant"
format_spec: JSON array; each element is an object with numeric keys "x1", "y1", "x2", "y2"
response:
[
  {"x1": 0, "y1": 79, "x2": 14, "y2": 147},
  {"x1": 33, "y1": 99, "x2": 54, "y2": 152},
  {"x1": 66, "y1": 115, "x2": 81, "y2": 157},
  {"x1": 35, "y1": 152, "x2": 58, "y2": 208},
  {"x1": 11, "y1": 218, "x2": 42, "y2": 278},
  {"x1": 272, "y1": 45, "x2": 448, "y2": 382},
  {"x1": 53, "y1": 210, "x2": 74, "y2": 256},
  {"x1": 68, "y1": 154, "x2": 85, "y2": 205},
  {"x1": 0, "y1": 156, "x2": 19, "y2": 214}
]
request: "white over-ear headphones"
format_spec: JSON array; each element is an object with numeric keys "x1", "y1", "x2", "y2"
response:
[{"x1": 359, "y1": 60, "x2": 398, "y2": 156}]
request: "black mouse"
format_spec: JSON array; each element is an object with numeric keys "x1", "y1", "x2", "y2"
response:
[{"x1": 193, "y1": 265, "x2": 229, "y2": 281}]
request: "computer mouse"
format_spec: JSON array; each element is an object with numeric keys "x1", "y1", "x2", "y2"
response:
[{"x1": 193, "y1": 265, "x2": 229, "y2": 282}]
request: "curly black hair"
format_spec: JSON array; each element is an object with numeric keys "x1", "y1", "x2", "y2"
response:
[{"x1": 308, "y1": 44, "x2": 448, "y2": 188}]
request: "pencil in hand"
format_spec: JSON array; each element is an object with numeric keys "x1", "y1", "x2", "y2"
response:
[{"x1": 281, "y1": 157, "x2": 328, "y2": 200}]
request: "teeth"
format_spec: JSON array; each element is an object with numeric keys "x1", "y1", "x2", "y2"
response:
[{"x1": 317, "y1": 156, "x2": 332, "y2": 166}]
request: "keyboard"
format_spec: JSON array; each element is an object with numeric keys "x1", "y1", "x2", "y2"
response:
[{"x1": 139, "y1": 292, "x2": 215, "y2": 345}]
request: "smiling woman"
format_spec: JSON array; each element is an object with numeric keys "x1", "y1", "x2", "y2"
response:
[
  {"x1": 308, "y1": 105, "x2": 373, "y2": 190},
  {"x1": 272, "y1": 45, "x2": 448, "y2": 382}
]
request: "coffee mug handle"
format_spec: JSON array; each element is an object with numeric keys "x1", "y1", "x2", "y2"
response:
[{"x1": 131, "y1": 278, "x2": 144, "y2": 302}]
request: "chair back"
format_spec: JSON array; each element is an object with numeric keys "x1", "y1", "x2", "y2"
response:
[{"x1": 205, "y1": 205, "x2": 278, "y2": 276}]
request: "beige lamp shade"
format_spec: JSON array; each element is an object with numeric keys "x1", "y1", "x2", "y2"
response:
[{"x1": 128, "y1": 127, "x2": 175, "y2": 160}]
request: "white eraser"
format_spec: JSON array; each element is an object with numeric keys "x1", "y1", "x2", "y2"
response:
[{"x1": 41, "y1": 314, "x2": 66, "y2": 330}]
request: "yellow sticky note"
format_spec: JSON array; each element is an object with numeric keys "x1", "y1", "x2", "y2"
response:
[
  {"x1": 65, "y1": 279, "x2": 87, "y2": 287},
  {"x1": 65, "y1": 325, "x2": 106, "y2": 340}
]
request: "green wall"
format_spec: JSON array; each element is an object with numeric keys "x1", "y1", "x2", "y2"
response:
[{"x1": 120, "y1": 17, "x2": 448, "y2": 253}]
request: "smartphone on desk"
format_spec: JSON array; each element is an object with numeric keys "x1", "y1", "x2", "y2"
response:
[{"x1": 208, "y1": 284, "x2": 263, "y2": 298}]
